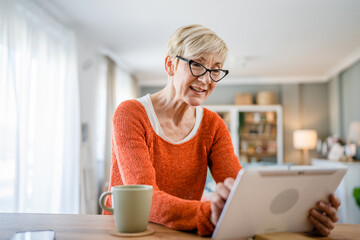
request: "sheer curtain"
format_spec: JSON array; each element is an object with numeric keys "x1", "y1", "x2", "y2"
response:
[
  {"x1": 104, "y1": 56, "x2": 117, "y2": 192},
  {"x1": 0, "y1": 0, "x2": 80, "y2": 213}
]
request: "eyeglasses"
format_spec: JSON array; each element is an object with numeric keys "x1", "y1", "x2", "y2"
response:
[{"x1": 176, "y1": 56, "x2": 229, "y2": 82}]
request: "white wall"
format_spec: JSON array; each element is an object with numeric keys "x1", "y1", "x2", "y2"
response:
[
  {"x1": 77, "y1": 33, "x2": 101, "y2": 149},
  {"x1": 76, "y1": 33, "x2": 102, "y2": 214}
]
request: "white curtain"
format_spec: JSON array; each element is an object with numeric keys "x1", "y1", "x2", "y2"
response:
[
  {"x1": 0, "y1": 0, "x2": 80, "y2": 213},
  {"x1": 103, "y1": 57, "x2": 117, "y2": 193}
]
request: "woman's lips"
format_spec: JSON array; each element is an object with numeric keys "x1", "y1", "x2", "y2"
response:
[{"x1": 190, "y1": 86, "x2": 206, "y2": 93}]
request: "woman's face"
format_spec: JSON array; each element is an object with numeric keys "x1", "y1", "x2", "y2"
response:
[{"x1": 171, "y1": 53, "x2": 224, "y2": 106}]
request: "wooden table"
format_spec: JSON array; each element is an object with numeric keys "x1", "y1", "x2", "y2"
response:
[{"x1": 0, "y1": 213, "x2": 359, "y2": 240}]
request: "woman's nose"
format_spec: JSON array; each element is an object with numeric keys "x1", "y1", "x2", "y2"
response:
[{"x1": 198, "y1": 71, "x2": 212, "y2": 84}]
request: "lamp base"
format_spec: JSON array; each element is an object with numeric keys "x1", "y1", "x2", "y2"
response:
[{"x1": 302, "y1": 149, "x2": 311, "y2": 165}]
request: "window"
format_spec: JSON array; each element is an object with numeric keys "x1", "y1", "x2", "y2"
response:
[{"x1": 0, "y1": 0, "x2": 80, "y2": 213}]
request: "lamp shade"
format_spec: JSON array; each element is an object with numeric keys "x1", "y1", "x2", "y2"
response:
[
  {"x1": 347, "y1": 121, "x2": 360, "y2": 142},
  {"x1": 293, "y1": 130, "x2": 318, "y2": 150}
]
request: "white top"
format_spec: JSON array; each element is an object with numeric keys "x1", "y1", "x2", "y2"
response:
[{"x1": 136, "y1": 94, "x2": 203, "y2": 144}]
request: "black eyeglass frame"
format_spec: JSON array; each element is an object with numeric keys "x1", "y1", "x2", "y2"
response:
[{"x1": 176, "y1": 55, "x2": 229, "y2": 82}]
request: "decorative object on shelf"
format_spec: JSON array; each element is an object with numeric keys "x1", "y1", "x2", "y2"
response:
[
  {"x1": 344, "y1": 144, "x2": 356, "y2": 160},
  {"x1": 240, "y1": 111, "x2": 278, "y2": 162},
  {"x1": 328, "y1": 143, "x2": 345, "y2": 161},
  {"x1": 256, "y1": 91, "x2": 276, "y2": 105},
  {"x1": 235, "y1": 93, "x2": 253, "y2": 105},
  {"x1": 293, "y1": 130, "x2": 318, "y2": 165},
  {"x1": 318, "y1": 135, "x2": 348, "y2": 161},
  {"x1": 316, "y1": 139, "x2": 326, "y2": 157},
  {"x1": 347, "y1": 121, "x2": 360, "y2": 160}
]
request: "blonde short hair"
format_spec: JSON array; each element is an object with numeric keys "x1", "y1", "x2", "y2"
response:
[{"x1": 167, "y1": 24, "x2": 228, "y2": 67}]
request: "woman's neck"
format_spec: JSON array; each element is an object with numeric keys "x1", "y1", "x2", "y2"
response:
[{"x1": 150, "y1": 85, "x2": 195, "y2": 126}]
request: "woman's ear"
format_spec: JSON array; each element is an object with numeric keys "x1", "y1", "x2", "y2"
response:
[{"x1": 165, "y1": 56, "x2": 174, "y2": 76}]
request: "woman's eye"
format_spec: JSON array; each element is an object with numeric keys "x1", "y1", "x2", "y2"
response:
[{"x1": 212, "y1": 70, "x2": 220, "y2": 76}]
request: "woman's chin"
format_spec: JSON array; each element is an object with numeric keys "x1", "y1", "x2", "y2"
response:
[{"x1": 186, "y1": 96, "x2": 205, "y2": 106}]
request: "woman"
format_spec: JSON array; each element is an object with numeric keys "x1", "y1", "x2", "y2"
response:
[{"x1": 104, "y1": 24, "x2": 340, "y2": 236}]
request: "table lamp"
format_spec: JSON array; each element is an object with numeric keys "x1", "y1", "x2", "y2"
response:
[
  {"x1": 293, "y1": 130, "x2": 318, "y2": 165},
  {"x1": 347, "y1": 121, "x2": 360, "y2": 160}
]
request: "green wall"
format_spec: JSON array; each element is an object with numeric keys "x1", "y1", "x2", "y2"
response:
[
  {"x1": 341, "y1": 60, "x2": 360, "y2": 138},
  {"x1": 327, "y1": 60, "x2": 360, "y2": 139}
]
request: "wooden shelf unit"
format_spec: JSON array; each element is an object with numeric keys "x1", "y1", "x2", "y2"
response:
[{"x1": 204, "y1": 105, "x2": 283, "y2": 164}]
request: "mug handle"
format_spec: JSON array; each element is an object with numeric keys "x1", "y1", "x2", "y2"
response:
[{"x1": 99, "y1": 191, "x2": 114, "y2": 214}]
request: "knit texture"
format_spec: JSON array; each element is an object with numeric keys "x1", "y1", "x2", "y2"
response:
[{"x1": 103, "y1": 100, "x2": 242, "y2": 236}]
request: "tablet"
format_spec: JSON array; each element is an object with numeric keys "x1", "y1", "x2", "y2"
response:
[{"x1": 212, "y1": 165, "x2": 347, "y2": 240}]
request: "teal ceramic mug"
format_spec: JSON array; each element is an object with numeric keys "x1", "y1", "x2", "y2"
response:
[{"x1": 99, "y1": 185, "x2": 153, "y2": 233}]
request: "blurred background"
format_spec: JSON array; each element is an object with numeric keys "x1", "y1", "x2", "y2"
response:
[{"x1": 0, "y1": 0, "x2": 359, "y2": 224}]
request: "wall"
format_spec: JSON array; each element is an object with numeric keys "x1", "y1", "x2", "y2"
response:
[
  {"x1": 140, "y1": 86, "x2": 162, "y2": 97},
  {"x1": 327, "y1": 60, "x2": 360, "y2": 139},
  {"x1": 140, "y1": 60, "x2": 360, "y2": 162},
  {"x1": 340, "y1": 60, "x2": 360, "y2": 138},
  {"x1": 300, "y1": 83, "x2": 329, "y2": 161},
  {"x1": 203, "y1": 85, "x2": 282, "y2": 105},
  {"x1": 140, "y1": 82, "x2": 330, "y2": 164},
  {"x1": 281, "y1": 84, "x2": 302, "y2": 164},
  {"x1": 76, "y1": 33, "x2": 102, "y2": 214},
  {"x1": 140, "y1": 84, "x2": 282, "y2": 105},
  {"x1": 77, "y1": 33, "x2": 101, "y2": 152},
  {"x1": 280, "y1": 83, "x2": 329, "y2": 164},
  {"x1": 300, "y1": 83, "x2": 329, "y2": 139},
  {"x1": 328, "y1": 76, "x2": 342, "y2": 137}
]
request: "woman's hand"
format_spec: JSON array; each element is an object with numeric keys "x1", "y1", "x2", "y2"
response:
[
  {"x1": 308, "y1": 194, "x2": 341, "y2": 236},
  {"x1": 208, "y1": 177, "x2": 235, "y2": 226}
]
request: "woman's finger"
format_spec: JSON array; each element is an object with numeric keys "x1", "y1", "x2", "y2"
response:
[
  {"x1": 317, "y1": 201, "x2": 339, "y2": 223},
  {"x1": 308, "y1": 215, "x2": 331, "y2": 236},
  {"x1": 210, "y1": 200, "x2": 221, "y2": 225},
  {"x1": 224, "y1": 177, "x2": 235, "y2": 190},
  {"x1": 209, "y1": 192, "x2": 225, "y2": 210},
  {"x1": 216, "y1": 182, "x2": 231, "y2": 200},
  {"x1": 209, "y1": 178, "x2": 235, "y2": 226},
  {"x1": 310, "y1": 208, "x2": 335, "y2": 230},
  {"x1": 209, "y1": 192, "x2": 225, "y2": 226},
  {"x1": 330, "y1": 194, "x2": 341, "y2": 210}
]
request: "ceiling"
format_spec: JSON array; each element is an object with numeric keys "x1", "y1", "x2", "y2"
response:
[{"x1": 38, "y1": 0, "x2": 360, "y2": 86}]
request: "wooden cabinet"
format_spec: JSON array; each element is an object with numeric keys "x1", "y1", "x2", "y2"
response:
[{"x1": 204, "y1": 105, "x2": 283, "y2": 164}]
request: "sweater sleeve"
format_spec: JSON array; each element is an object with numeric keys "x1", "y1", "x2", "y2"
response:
[
  {"x1": 208, "y1": 112, "x2": 242, "y2": 183},
  {"x1": 106, "y1": 101, "x2": 214, "y2": 236}
]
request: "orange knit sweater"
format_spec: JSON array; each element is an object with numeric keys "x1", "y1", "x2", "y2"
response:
[{"x1": 104, "y1": 100, "x2": 241, "y2": 236}]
